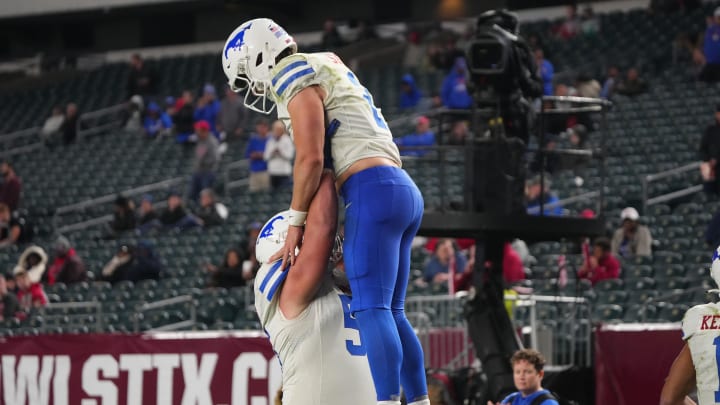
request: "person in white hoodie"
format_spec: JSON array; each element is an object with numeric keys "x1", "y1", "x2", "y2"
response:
[
  {"x1": 263, "y1": 120, "x2": 295, "y2": 190},
  {"x1": 13, "y1": 245, "x2": 48, "y2": 285}
]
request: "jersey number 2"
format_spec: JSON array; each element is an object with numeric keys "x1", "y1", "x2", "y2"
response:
[
  {"x1": 346, "y1": 72, "x2": 389, "y2": 131},
  {"x1": 339, "y1": 294, "x2": 366, "y2": 356}
]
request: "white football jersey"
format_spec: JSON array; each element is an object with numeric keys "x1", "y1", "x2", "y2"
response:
[
  {"x1": 682, "y1": 302, "x2": 720, "y2": 405},
  {"x1": 268, "y1": 52, "x2": 402, "y2": 177},
  {"x1": 254, "y1": 261, "x2": 376, "y2": 405}
]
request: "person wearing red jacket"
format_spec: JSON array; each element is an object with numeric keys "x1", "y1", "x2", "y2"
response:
[
  {"x1": 45, "y1": 236, "x2": 87, "y2": 286},
  {"x1": 15, "y1": 270, "x2": 47, "y2": 313},
  {"x1": 578, "y1": 237, "x2": 620, "y2": 286}
]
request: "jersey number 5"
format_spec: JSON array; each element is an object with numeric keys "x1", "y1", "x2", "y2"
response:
[
  {"x1": 339, "y1": 294, "x2": 366, "y2": 356},
  {"x1": 346, "y1": 72, "x2": 389, "y2": 131}
]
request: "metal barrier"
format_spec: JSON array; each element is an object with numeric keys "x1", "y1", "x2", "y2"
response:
[
  {"x1": 77, "y1": 104, "x2": 127, "y2": 138},
  {"x1": 0, "y1": 126, "x2": 41, "y2": 150},
  {"x1": 223, "y1": 159, "x2": 250, "y2": 192},
  {"x1": 134, "y1": 295, "x2": 196, "y2": 333},
  {"x1": 641, "y1": 161, "x2": 702, "y2": 213},
  {"x1": 40, "y1": 301, "x2": 104, "y2": 332},
  {"x1": 526, "y1": 190, "x2": 600, "y2": 216}
]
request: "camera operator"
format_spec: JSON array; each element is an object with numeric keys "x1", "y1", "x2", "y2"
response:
[{"x1": 467, "y1": 9, "x2": 543, "y2": 144}]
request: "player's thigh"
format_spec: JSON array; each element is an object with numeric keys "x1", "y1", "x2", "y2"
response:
[{"x1": 392, "y1": 189, "x2": 423, "y2": 310}]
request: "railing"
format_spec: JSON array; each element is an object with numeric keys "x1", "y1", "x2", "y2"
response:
[
  {"x1": 77, "y1": 104, "x2": 126, "y2": 138},
  {"x1": 639, "y1": 286, "x2": 706, "y2": 323},
  {"x1": 134, "y1": 295, "x2": 196, "y2": 333},
  {"x1": 223, "y1": 159, "x2": 250, "y2": 192},
  {"x1": 40, "y1": 301, "x2": 104, "y2": 332},
  {"x1": 641, "y1": 161, "x2": 702, "y2": 213},
  {"x1": 0, "y1": 126, "x2": 41, "y2": 150},
  {"x1": 526, "y1": 190, "x2": 600, "y2": 216}
]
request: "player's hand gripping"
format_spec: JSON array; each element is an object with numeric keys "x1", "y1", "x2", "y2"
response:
[{"x1": 270, "y1": 224, "x2": 304, "y2": 270}]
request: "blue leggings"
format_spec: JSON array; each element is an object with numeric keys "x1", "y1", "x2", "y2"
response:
[{"x1": 341, "y1": 166, "x2": 428, "y2": 402}]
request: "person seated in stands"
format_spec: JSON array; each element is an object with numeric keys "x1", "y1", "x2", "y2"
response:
[
  {"x1": 45, "y1": 236, "x2": 87, "y2": 286},
  {"x1": 578, "y1": 237, "x2": 620, "y2": 286},
  {"x1": 102, "y1": 241, "x2": 162, "y2": 284},
  {"x1": 530, "y1": 134, "x2": 561, "y2": 175},
  {"x1": 321, "y1": 19, "x2": 344, "y2": 49},
  {"x1": 611, "y1": 207, "x2": 653, "y2": 259},
  {"x1": 394, "y1": 115, "x2": 436, "y2": 157},
  {"x1": 137, "y1": 194, "x2": 158, "y2": 227},
  {"x1": 194, "y1": 189, "x2": 228, "y2": 227},
  {"x1": 139, "y1": 191, "x2": 200, "y2": 233},
  {"x1": 399, "y1": 74, "x2": 423, "y2": 111},
  {"x1": 614, "y1": 68, "x2": 649, "y2": 97},
  {"x1": 525, "y1": 175, "x2": 563, "y2": 216},
  {"x1": 422, "y1": 238, "x2": 468, "y2": 285},
  {"x1": 123, "y1": 95, "x2": 144, "y2": 133},
  {"x1": 40, "y1": 106, "x2": 65, "y2": 145},
  {"x1": 0, "y1": 203, "x2": 32, "y2": 248},
  {"x1": 12, "y1": 245, "x2": 47, "y2": 286},
  {"x1": 534, "y1": 49, "x2": 555, "y2": 97},
  {"x1": 574, "y1": 72, "x2": 601, "y2": 99},
  {"x1": 60, "y1": 102, "x2": 79, "y2": 144},
  {"x1": 109, "y1": 195, "x2": 137, "y2": 237},
  {"x1": 194, "y1": 84, "x2": 222, "y2": 138},
  {"x1": 126, "y1": 53, "x2": 157, "y2": 98},
  {"x1": 699, "y1": 7, "x2": 720, "y2": 83},
  {"x1": 14, "y1": 268, "x2": 47, "y2": 313},
  {"x1": 441, "y1": 57, "x2": 473, "y2": 109},
  {"x1": 0, "y1": 273, "x2": 19, "y2": 321},
  {"x1": 205, "y1": 247, "x2": 252, "y2": 288},
  {"x1": 143, "y1": 101, "x2": 172, "y2": 138},
  {"x1": 0, "y1": 161, "x2": 22, "y2": 212},
  {"x1": 600, "y1": 66, "x2": 619, "y2": 99},
  {"x1": 447, "y1": 120, "x2": 471, "y2": 145},
  {"x1": 173, "y1": 90, "x2": 196, "y2": 144}
]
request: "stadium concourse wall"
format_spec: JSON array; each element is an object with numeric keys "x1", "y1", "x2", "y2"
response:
[{"x1": 0, "y1": 325, "x2": 683, "y2": 405}]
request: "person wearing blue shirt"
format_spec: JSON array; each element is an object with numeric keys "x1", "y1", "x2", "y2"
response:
[
  {"x1": 700, "y1": 8, "x2": 720, "y2": 83},
  {"x1": 399, "y1": 74, "x2": 423, "y2": 111},
  {"x1": 394, "y1": 116, "x2": 435, "y2": 157},
  {"x1": 534, "y1": 49, "x2": 554, "y2": 96},
  {"x1": 525, "y1": 175, "x2": 563, "y2": 217},
  {"x1": 489, "y1": 349, "x2": 559, "y2": 405},
  {"x1": 245, "y1": 119, "x2": 271, "y2": 192},
  {"x1": 423, "y1": 238, "x2": 467, "y2": 284},
  {"x1": 143, "y1": 102, "x2": 172, "y2": 138},
  {"x1": 194, "y1": 84, "x2": 222, "y2": 138},
  {"x1": 441, "y1": 57, "x2": 473, "y2": 109}
]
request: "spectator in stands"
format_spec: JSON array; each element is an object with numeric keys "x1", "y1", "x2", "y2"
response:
[
  {"x1": 700, "y1": 104, "x2": 720, "y2": 195},
  {"x1": 194, "y1": 189, "x2": 228, "y2": 227},
  {"x1": 137, "y1": 194, "x2": 158, "y2": 227},
  {"x1": 503, "y1": 242, "x2": 526, "y2": 285},
  {"x1": 173, "y1": 91, "x2": 196, "y2": 144},
  {"x1": 525, "y1": 175, "x2": 563, "y2": 216},
  {"x1": 218, "y1": 85, "x2": 247, "y2": 140},
  {"x1": 102, "y1": 241, "x2": 162, "y2": 284},
  {"x1": 190, "y1": 120, "x2": 220, "y2": 202},
  {"x1": 126, "y1": 53, "x2": 157, "y2": 98},
  {"x1": 237, "y1": 221, "x2": 263, "y2": 277},
  {"x1": 614, "y1": 68, "x2": 649, "y2": 97},
  {"x1": 0, "y1": 161, "x2": 22, "y2": 212},
  {"x1": 399, "y1": 74, "x2": 423, "y2": 111},
  {"x1": 40, "y1": 106, "x2": 65, "y2": 145},
  {"x1": 575, "y1": 73, "x2": 601, "y2": 99},
  {"x1": 706, "y1": 207, "x2": 720, "y2": 247},
  {"x1": 699, "y1": 8, "x2": 720, "y2": 83},
  {"x1": 423, "y1": 238, "x2": 468, "y2": 285},
  {"x1": 321, "y1": 19, "x2": 344, "y2": 49},
  {"x1": 492, "y1": 349, "x2": 559, "y2": 405},
  {"x1": 194, "y1": 84, "x2": 222, "y2": 137},
  {"x1": 580, "y1": 5, "x2": 600, "y2": 36},
  {"x1": 0, "y1": 203, "x2": 31, "y2": 248},
  {"x1": 60, "y1": 102, "x2": 79, "y2": 144},
  {"x1": 45, "y1": 236, "x2": 86, "y2": 286},
  {"x1": 447, "y1": 120, "x2": 471, "y2": 145},
  {"x1": 395, "y1": 115, "x2": 436, "y2": 157},
  {"x1": 264, "y1": 120, "x2": 295, "y2": 190},
  {"x1": 554, "y1": 4, "x2": 581, "y2": 40},
  {"x1": 101, "y1": 244, "x2": 134, "y2": 284},
  {"x1": 205, "y1": 247, "x2": 250, "y2": 288},
  {"x1": 0, "y1": 273, "x2": 19, "y2": 321},
  {"x1": 123, "y1": 95, "x2": 144, "y2": 133},
  {"x1": 530, "y1": 134, "x2": 561, "y2": 175},
  {"x1": 441, "y1": 57, "x2": 473, "y2": 109},
  {"x1": 159, "y1": 191, "x2": 199, "y2": 230},
  {"x1": 14, "y1": 268, "x2": 47, "y2": 312},
  {"x1": 534, "y1": 49, "x2": 554, "y2": 97},
  {"x1": 143, "y1": 101, "x2": 172, "y2": 138},
  {"x1": 600, "y1": 66, "x2": 619, "y2": 99},
  {"x1": 578, "y1": 237, "x2": 620, "y2": 286},
  {"x1": 109, "y1": 195, "x2": 137, "y2": 236},
  {"x1": 246, "y1": 119, "x2": 271, "y2": 192},
  {"x1": 12, "y1": 245, "x2": 47, "y2": 285},
  {"x1": 611, "y1": 207, "x2": 653, "y2": 259}
]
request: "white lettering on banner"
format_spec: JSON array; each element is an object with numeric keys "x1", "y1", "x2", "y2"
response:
[
  {"x1": 1, "y1": 355, "x2": 54, "y2": 405},
  {"x1": 180, "y1": 353, "x2": 217, "y2": 405},
  {"x1": 232, "y1": 352, "x2": 276, "y2": 405},
  {"x1": 153, "y1": 354, "x2": 180, "y2": 405},
  {"x1": 54, "y1": 356, "x2": 71, "y2": 405},
  {"x1": 120, "y1": 355, "x2": 153, "y2": 404},
  {"x1": 81, "y1": 355, "x2": 119, "y2": 405}
]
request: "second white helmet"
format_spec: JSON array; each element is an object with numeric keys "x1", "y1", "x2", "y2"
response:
[{"x1": 222, "y1": 18, "x2": 297, "y2": 114}]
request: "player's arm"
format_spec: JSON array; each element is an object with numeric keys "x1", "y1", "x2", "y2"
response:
[
  {"x1": 279, "y1": 170, "x2": 338, "y2": 319},
  {"x1": 660, "y1": 343, "x2": 696, "y2": 405}
]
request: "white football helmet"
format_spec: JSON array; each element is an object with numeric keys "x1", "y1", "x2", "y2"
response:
[
  {"x1": 710, "y1": 246, "x2": 720, "y2": 293},
  {"x1": 256, "y1": 210, "x2": 291, "y2": 264},
  {"x1": 222, "y1": 18, "x2": 297, "y2": 114}
]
